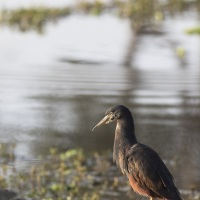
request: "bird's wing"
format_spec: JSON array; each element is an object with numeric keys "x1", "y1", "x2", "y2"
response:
[{"x1": 126, "y1": 143, "x2": 176, "y2": 198}]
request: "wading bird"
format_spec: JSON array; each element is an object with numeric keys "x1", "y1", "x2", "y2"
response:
[{"x1": 92, "y1": 105, "x2": 182, "y2": 200}]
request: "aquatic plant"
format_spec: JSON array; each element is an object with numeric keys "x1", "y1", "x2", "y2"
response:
[
  {"x1": 0, "y1": 144, "x2": 199, "y2": 199},
  {"x1": 0, "y1": 146, "x2": 129, "y2": 200}
]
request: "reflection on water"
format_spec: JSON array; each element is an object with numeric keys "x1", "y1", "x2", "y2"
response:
[{"x1": 0, "y1": 14, "x2": 200, "y2": 197}]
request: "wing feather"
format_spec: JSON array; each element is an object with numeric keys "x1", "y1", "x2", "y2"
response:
[{"x1": 126, "y1": 143, "x2": 178, "y2": 199}]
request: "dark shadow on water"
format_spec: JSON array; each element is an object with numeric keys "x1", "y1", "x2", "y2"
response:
[{"x1": 58, "y1": 57, "x2": 107, "y2": 66}]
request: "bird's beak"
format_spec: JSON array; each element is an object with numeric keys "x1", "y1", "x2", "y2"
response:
[{"x1": 92, "y1": 114, "x2": 112, "y2": 131}]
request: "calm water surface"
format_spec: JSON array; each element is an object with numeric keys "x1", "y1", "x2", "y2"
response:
[{"x1": 0, "y1": 13, "x2": 200, "y2": 197}]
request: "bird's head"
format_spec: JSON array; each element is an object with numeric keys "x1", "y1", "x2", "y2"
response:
[{"x1": 92, "y1": 105, "x2": 131, "y2": 131}]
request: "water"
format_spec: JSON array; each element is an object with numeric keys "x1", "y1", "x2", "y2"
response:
[
  {"x1": 0, "y1": 13, "x2": 200, "y2": 198},
  {"x1": 0, "y1": 0, "x2": 75, "y2": 9}
]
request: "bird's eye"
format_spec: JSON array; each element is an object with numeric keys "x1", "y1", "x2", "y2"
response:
[{"x1": 110, "y1": 116, "x2": 114, "y2": 120}]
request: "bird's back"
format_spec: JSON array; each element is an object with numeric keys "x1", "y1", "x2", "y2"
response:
[{"x1": 125, "y1": 143, "x2": 182, "y2": 200}]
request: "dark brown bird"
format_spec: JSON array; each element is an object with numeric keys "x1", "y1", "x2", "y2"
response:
[{"x1": 92, "y1": 105, "x2": 182, "y2": 200}]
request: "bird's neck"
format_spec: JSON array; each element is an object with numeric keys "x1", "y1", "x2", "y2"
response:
[
  {"x1": 115, "y1": 119, "x2": 137, "y2": 147},
  {"x1": 113, "y1": 118, "x2": 137, "y2": 173}
]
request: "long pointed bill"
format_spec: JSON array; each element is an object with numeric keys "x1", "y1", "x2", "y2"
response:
[{"x1": 92, "y1": 115, "x2": 110, "y2": 131}]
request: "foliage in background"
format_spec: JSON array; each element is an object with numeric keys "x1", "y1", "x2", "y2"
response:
[
  {"x1": 0, "y1": 0, "x2": 199, "y2": 33},
  {"x1": 0, "y1": 7, "x2": 71, "y2": 33},
  {"x1": 185, "y1": 26, "x2": 200, "y2": 35}
]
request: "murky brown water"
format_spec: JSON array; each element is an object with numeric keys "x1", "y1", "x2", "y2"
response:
[{"x1": 0, "y1": 13, "x2": 200, "y2": 199}]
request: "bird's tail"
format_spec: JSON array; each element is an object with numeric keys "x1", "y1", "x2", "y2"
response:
[{"x1": 169, "y1": 187, "x2": 183, "y2": 200}]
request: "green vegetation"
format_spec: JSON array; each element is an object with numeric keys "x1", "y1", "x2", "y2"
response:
[
  {"x1": 185, "y1": 26, "x2": 200, "y2": 35},
  {"x1": 0, "y1": 7, "x2": 71, "y2": 33},
  {"x1": 0, "y1": 145, "x2": 128, "y2": 200},
  {"x1": 77, "y1": 0, "x2": 104, "y2": 15},
  {"x1": 0, "y1": 145, "x2": 199, "y2": 199},
  {"x1": 176, "y1": 46, "x2": 186, "y2": 58},
  {"x1": 0, "y1": 0, "x2": 200, "y2": 33}
]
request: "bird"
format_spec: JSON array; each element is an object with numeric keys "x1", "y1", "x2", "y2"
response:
[{"x1": 92, "y1": 105, "x2": 182, "y2": 200}]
